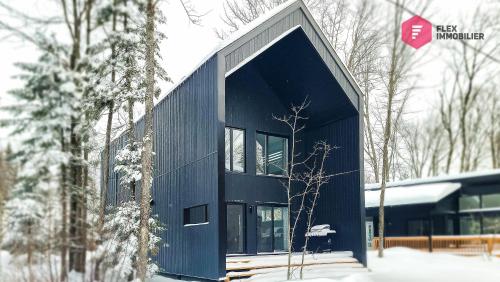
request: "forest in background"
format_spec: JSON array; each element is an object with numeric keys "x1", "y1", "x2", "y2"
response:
[{"x1": 0, "y1": 0, "x2": 499, "y2": 281}]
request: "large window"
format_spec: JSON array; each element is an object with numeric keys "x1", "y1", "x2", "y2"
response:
[
  {"x1": 225, "y1": 127, "x2": 245, "y2": 172},
  {"x1": 408, "y1": 219, "x2": 430, "y2": 236},
  {"x1": 256, "y1": 133, "x2": 288, "y2": 176},
  {"x1": 459, "y1": 195, "x2": 480, "y2": 210},
  {"x1": 482, "y1": 194, "x2": 500, "y2": 209},
  {"x1": 483, "y1": 215, "x2": 500, "y2": 234},
  {"x1": 184, "y1": 204, "x2": 208, "y2": 225},
  {"x1": 460, "y1": 215, "x2": 481, "y2": 235},
  {"x1": 257, "y1": 206, "x2": 289, "y2": 252}
]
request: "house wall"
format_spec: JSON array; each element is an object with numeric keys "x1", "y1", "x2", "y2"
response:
[
  {"x1": 224, "y1": 62, "x2": 365, "y2": 264},
  {"x1": 296, "y1": 116, "x2": 365, "y2": 265},
  {"x1": 225, "y1": 63, "x2": 295, "y2": 254},
  {"x1": 366, "y1": 180, "x2": 500, "y2": 238},
  {"x1": 105, "y1": 56, "x2": 224, "y2": 281},
  {"x1": 366, "y1": 204, "x2": 437, "y2": 236}
]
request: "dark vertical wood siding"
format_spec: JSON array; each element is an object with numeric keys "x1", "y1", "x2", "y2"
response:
[
  {"x1": 296, "y1": 116, "x2": 366, "y2": 265},
  {"x1": 105, "y1": 56, "x2": 223, "y2": 280}
]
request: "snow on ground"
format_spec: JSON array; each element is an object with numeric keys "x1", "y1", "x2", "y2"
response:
[
  {"x1": 364, "y1": 247, "x2": 500, "y2": 282},
  {"x1": 150, "y1": 248, "x2": 500, "y2": 282},
  {"x1": 249, "y1": 248, "x2": 500, "y2": 282},
  {"x1": 2, "y1": 248, "x2": 499, "y2": 282}
]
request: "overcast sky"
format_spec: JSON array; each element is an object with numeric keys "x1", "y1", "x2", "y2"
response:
[{"x1": 0, "y1": 0, "x2": 490, "y2": 149}]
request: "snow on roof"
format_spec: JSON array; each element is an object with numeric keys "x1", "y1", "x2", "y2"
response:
[
  {"x1": 154, "y1": 0, "x2": 299, "y2": 105},
  {"x1": 365, "y1": 182, "x2": 461, "y2": 208},
  {"x1": 111, "y1": 0, "x2": 365, "y2": 144},
  {"x1": 365, "y1": 169, "x2": 500, "y2": 191}
]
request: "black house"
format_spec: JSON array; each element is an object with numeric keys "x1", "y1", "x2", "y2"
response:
[
  {"x1": 104, "y1": 0, "x2": 366, "y2": 280},
  {"x1": 365, "y1": 170, "x2": 500, "y2": 240}
]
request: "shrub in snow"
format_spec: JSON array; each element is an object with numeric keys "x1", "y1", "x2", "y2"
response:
[{"x1": 97, "y1": 201, "x2": 163, "y2": 281}]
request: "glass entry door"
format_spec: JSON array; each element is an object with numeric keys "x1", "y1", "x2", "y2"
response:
[
  {"x1": 257, "y1": 206, "x2": 289, "y2": 253},
  {"x1": 227, "y1": 204, "x2": 245, "y2": 254}
]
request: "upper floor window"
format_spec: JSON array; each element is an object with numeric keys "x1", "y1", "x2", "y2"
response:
[
  {"x1": 459, "y1": 193, "x2": 500, "y2": 211},
  {"x1": 482, "y1": 194, "x2": 500, "y2": 209},
  {"x1": 256, "y1": 133, "x2": 288, "y2": 176},
  {"x1": 225, "y1": 127, "x2": 245, "y2": 172},
  {"x1": 459, "y1": 195, "x2": 480, "y2": 210}
]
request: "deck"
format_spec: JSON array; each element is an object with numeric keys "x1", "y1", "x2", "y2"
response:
[{"x1": 225, "y1": 252, "x2": 365, "y2": 281}]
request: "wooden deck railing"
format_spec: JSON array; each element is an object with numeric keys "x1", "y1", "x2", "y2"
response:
[{"x1": 372, "y1": 235, "x2": 500, "y2": 256}]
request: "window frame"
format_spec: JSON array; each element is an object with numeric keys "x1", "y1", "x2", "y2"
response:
[
  {"x1": 225, "y1": 127, "x2": 246, "y2": 173},
  {"x1": 255, "y1": 131, "x2": 289, "y2": 177},
  {"x1": 183, "y1": 204, "x2": 209, "y2": 226}
]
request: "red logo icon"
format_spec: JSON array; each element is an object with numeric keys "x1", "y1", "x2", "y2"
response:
[{"x1": 401, "y1": 16, "x2": 432, "y2": 49}]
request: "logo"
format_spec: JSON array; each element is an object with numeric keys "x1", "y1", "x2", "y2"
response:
[{"x1": 401, "y1": 16, "x2": 432, "y2": 49}]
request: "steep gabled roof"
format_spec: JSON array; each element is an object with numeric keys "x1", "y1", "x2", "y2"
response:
[
  {"x1": 156, "y1": 0, "x2": 363, "y2": 108},
  {"x1": 114, "y1": 0, "x2": 364, "y2": 143}
]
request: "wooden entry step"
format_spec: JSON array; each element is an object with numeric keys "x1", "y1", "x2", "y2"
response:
[{"x1": 225, "y1": 252, "x2": 364, "y2": 281}]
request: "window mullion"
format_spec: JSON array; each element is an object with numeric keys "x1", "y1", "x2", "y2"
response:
[
  {"x1": 265, "y1": 135, "x2": 268, "y2": 175},
  {"x1": 230, "y1": 129, "x2": 233, "y2": 171}
]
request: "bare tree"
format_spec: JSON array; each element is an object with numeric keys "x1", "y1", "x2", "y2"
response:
[
  {"x1": 488, "y1": 91, "x2": 500, "y2": 168},
  {"x1": 298, "y1": 142, "x2": 332, "y2": 279},
  {"x1": 376, "y1": 0, "x2": 429, "y2": 258},
  {"x1": 400, "y1": 116, "x2": 443, "y2": 179},
  {"x1": 273, "y1": 99, "x2": 309, "y2": 280},
  {"x1": 438, "y1": 75, "x2": 459, "y2": 174},
  {"x1": 216, "y1": 0, "x2": 287, "y2": 38},
  {"x1": 447, "y1": 9, "x2": 500, "y2": 172}
]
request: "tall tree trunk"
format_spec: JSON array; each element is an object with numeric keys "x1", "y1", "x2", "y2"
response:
[
  {"x1": 98, "y1": 0, "x2": 117, "y2": 231},
  {"x1": 96, "y1": 1, "x2": 116, "y2": 279},
  {"x1": 79, "y1": 1, "x2": 93, "y2": 277},
  {"x1": 68, "y1": 0, "x2": 85, "y2": 273},
  {"x1": 137, "y1": 0, "x2": 155, "y2": 280},
  {"x1": 60, "y1": 133, "x2": 68, "y2": 282},
  {"x1": 286, "y1": 115, "x2": 299, "y2": 281},
  {"x1": 127, "y1": 98, "x2": 136, "y2": 199},
  {"x1": 378, "y1": 0, "x2": 400, "y2": 258},
  {"x1": 99, "y1": 104, "x2": 114, "y2": 229},
  {"x1": 124, "y1": 0, "x2": 137, "y2": 200}
]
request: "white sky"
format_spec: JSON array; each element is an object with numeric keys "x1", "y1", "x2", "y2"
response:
[{"x1": 0, "y1": 0, "x2": 492, "y2": 149}]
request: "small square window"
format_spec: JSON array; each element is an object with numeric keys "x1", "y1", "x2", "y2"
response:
[{"x1": 184, "y1": 204, "x2": 208, "y2": 225}]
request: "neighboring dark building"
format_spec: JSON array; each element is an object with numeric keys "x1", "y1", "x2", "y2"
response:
[
  {"x1": 365, "y1": 170, "x2": 500, "y2": 240},
  {"x1": 103, "y1": 0, "x2": 366, "y2": 280}
]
